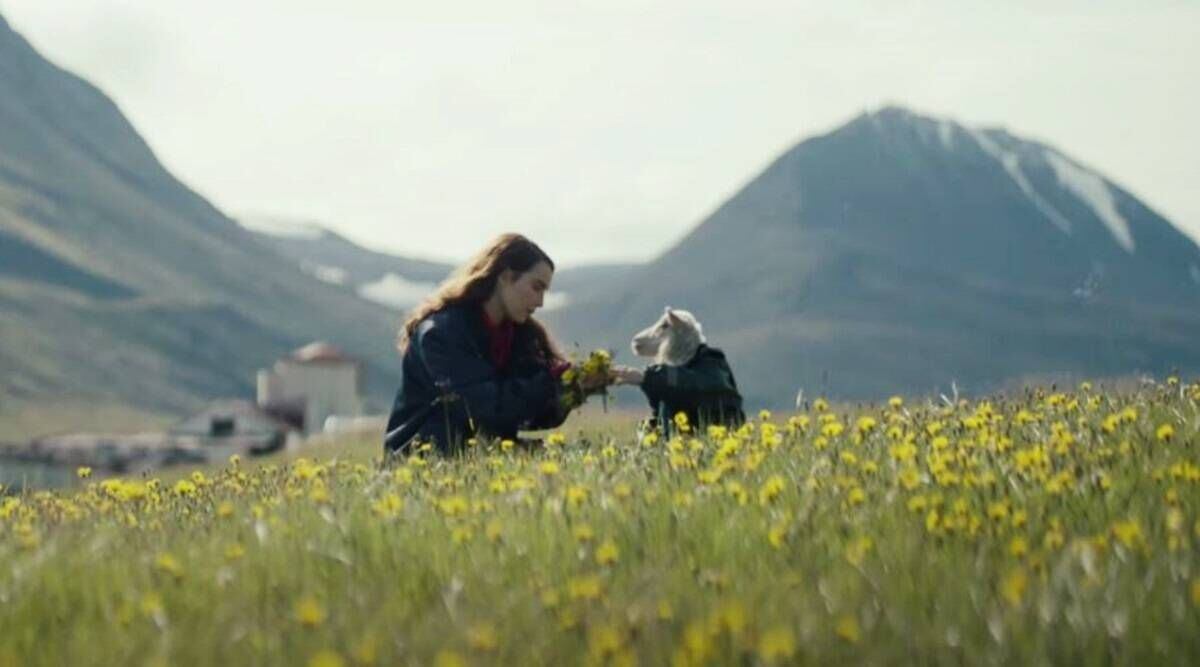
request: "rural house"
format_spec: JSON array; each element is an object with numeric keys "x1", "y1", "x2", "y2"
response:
[{"x1": 257, "y1": 342, "x2": 363, "y2": 434}]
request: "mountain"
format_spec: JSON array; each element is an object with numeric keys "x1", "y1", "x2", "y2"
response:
[
  {"x1": 243, "y1": 217, "x2": 640, "y2": 314},
  {"x1": 546, "y1": 106, "x2": 1200, "y2": 408},
  {"x1": 0, "y1": 13, "x2": 403, "y2": 416}
]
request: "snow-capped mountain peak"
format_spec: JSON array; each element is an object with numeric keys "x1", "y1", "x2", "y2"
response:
[{"x1": 1041, "y1": 149, "x2": 1135, "y2": 253}]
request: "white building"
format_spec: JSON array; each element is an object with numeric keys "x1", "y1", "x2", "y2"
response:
[{"x1": 257, "y1": 342, "x2": 362, "y2": 434}]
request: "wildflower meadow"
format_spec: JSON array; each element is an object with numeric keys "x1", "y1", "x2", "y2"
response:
[{"x1": 3, "y1": 378, "x2": 1200, "y2": 665}]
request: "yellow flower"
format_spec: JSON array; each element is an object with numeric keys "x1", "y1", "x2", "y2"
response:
[
  {"x1": 224, "y1": 543, "x2": 246, "y2": 561},
  {"x1": 573, "y1": 523, "x2": 595, "y2": 543},
  {"x1": 485, "y1": 519, "x2": 503, "y2": 543},
  {"x1": 1001, "y1": 569, "x2": 1027, "y2": 606},
  {"x1": 588, "y1": 623, "x2": 623, "y2": 658},
  {"x1": 567, "y1": 575, "x2": 603, "y2": 601},
  {"x1": 925, "y1": 509, "x2": 941, "y2": 534},
  {"x1": 821, "y1": 421, "x2": 845, "y2": 438},
  {"x1": 758, "y1": 475, "x2": 786, "y2": 505},
  {"x1": 371, "y1": 493, "x2": 404, "y2": 518},
  {"x1": 296, "y1": 596, "x2": 327, "y2": 628},
  {"x1": 155, "y1": 553, "x2": 184, "y2": 580},
  {"x1": 539, "y1": 461, "x2": 560, "y2": 476},
  {"x1": 217, "y1": 501, "x2": 235, "y2": 518},
  {"x1": 907, "y1": 495, "x2": 928, "y2": 513},
  {"x1": 76, "y1": 466, "x2": 92, "y2": 479},
  {"x1": 1008, "y1": 537, "x2": 1028, "y2": 559},
  {"x1": 309, "y1": 484, "x2": 331, "y2": 504},
  {"x1": 1110, "y1": 519, "x2": 1143, "y2": 549},
  {"x1": 434, "y1": 650, "x2": 467, "y2": 667},
  {"x1": 1043, "y1": 529, "x2": 1065, "y2": 551},
  {"x1": 758, "y1": 625, "x2": 796, "y2": 661},
  {"x1": 1156, "y1": 424, "x2": 1175, "y2": 442},
  {"x1": 438, "y1": 495, "x2": 469, "y2": 517},
  {"x1": 565, "y1": 485, "x2": 589, "y2": 507},
  {"x1": 835, "y1": 615, "x2": 861, "y2": 643},
  {"x1": 844, "y1": 536, "x2": 872, "y2": 566},
  {"x1": 308, "y1": 651, "x2": 345, "y2": 667},
  {"x1": 595, "y1": 539, "x2": 620, "y2": 566},
  {"x1": 888, "y1": 395, "x2": 904, "y2": 409},
  {"x1": 557, "y1": 608, "x2": 580, "y2": 631},
  {"x1": 847, "y1": 487, "x2": 866, "y2": 506},
  {"x1": 452, "y1": 526, "x2": 473, "y2": 545},
  {"x1": 767, "y1": 523, "x2": 788, "y2": 549},
  {"x1": 353, "y1": 635, "x2": 379, "y2": 666},
  {"x1": 139, "y1": 592, "x2": 164, "y2": 619},
  {"x1": 467, "y1": 622, "x2": 499, "y2": 651}
]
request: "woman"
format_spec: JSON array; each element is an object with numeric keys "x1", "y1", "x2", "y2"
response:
[{"x1": 383, "y1": 233, "x2": 617, "y2": 456}]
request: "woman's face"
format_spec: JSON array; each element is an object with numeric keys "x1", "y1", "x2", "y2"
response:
[{"x1": 500, "y1": 261, "x2": 554, "y2": 323}]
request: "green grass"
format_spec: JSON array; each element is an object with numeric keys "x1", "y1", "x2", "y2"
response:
[{"x1": 1, "y1": 382, "x2": 1199, "y2": 666}]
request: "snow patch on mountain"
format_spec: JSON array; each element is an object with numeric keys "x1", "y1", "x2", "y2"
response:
[
  {"x1": 937, "y1": 120, "x2": 956, "y2": 150},
  {"x1": 542, "y1": 292, "x2": 570, "y2": 312},
  {"x1": 355, "y1": 272, "x2": 571, "y2": 312},
  {"x1": 1043, "y1": 150, "x2": 1135, "y2": 253},
  {"x1": 357, "y1": 273, "x2": 438, "y2": 310},
  {"x1": 300, "y1": 261, "x2": 348, "y2": 286},
  {"x1": 969, "y1": 129, "x2": 1073, "y2": 235},
  {"x1": 237, "y1": 216, "x2": 325, "y2": 240}
]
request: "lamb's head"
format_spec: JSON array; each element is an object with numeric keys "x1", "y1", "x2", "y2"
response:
[{"x1": 631, "y1": 307, "x2": 706, "y2": 366}]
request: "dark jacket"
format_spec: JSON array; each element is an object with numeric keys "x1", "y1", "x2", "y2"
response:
[
  {"x1": 383, "y1": 303, "x2": 568, "y2": 456},
  {"x1": 640, "y1": 344, "x2": 745, "y2": 437}
]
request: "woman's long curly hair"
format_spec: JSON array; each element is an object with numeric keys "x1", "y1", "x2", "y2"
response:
[{"x1": 397, "y1": 233, "x2": 566, "y2": 365}]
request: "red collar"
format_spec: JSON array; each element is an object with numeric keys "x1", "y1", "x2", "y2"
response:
[
  {"x1": 479, "y1": 307, "x2": 514, "y2": 335},
  {"x1": 479, "y1": 305, "x2": 516, "y2": 370}
]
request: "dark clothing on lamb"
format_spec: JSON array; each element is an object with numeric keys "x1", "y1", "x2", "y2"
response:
[{"x1": 640, "y1": 344, "x2": 745, "y2": 437}]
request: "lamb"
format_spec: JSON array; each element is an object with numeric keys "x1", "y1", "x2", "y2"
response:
[{"x1": 628, "y1": 307, "x2": 745, "y2": 437}]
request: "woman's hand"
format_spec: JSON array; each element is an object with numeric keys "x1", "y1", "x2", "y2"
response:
[
  {"x1": 577, "y1": 364, "x2": 610, "y2": 392},
  {"x1": 609, "y1": 365, "x2": 644, "y2": 386}
]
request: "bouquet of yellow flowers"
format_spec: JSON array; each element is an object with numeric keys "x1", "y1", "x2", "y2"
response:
[{"x1": 560, "y1": 349, "x2": 613, "y2": 411}]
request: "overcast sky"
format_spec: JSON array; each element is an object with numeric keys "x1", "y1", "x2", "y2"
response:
[{"x1": 2, "y1": 1, "x2": 1198, "y2": 267}]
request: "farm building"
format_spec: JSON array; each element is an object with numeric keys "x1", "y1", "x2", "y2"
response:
[
  {"x1": 256, "y1": 342, "x2": 363, "y2": 434},
  {"x1": 169, "y1": 399, "x2": 299, "y2": 456}
]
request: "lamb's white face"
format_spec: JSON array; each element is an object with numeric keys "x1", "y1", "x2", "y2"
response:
[
  {"x1": 631, "y1": 307, "x2": 702, "y2": 359},
  {"x1": 631, "y1": 310, "x2": 673, "y2": 358}
]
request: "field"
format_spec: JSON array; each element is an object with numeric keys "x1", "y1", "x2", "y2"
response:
[{"x1": 2, "y1": 382, "x2": 1199, "y2": 665}]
